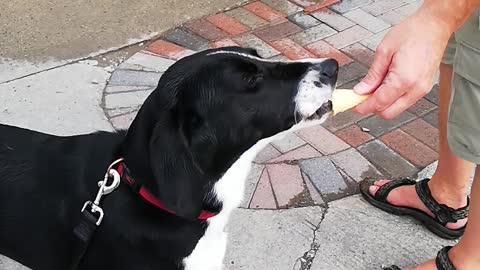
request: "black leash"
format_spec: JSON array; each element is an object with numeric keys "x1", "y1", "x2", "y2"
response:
[{"x1": 70, "y1": 159, "x2": 123, "y2": 270}]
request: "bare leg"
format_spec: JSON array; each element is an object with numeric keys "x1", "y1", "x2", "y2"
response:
[
  {"x1": 406, "y1": 166, "x2": 480, "y2": 270},
  {"x1": 369, "y1": 63, "x2": 473, "y2": 229}
]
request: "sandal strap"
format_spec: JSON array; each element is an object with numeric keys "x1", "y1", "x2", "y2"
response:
[
  {"x1": 382, "y1": 266, "x2": 401, "y2": 270},
  {"x1": 375, "y1": 178, "x2": 416, "y2": 202},
  {"x1": 436, "y1": 246, "x2": 456, "y2": 270},
  {"x1": 416, "y1": 179, "x2": 469, "y2": 225}
]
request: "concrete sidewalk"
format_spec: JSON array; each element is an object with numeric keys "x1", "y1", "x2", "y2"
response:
[{"x1": 0, "y1": 0, "x2": 462, "y2": 269}]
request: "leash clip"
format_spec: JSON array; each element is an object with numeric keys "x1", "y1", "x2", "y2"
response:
[{"x1": 81, "y1": 159, "x2": 123, "y2": 226}]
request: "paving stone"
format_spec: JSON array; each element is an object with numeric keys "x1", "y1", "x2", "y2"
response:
[
  {"x1": 297, "y1": 125, "x2": 350, "y2": 154},
  {"x1": 362, "y1": 0, "x2": 409, "y2": 16},
  {"x1": 425, "y1": 83, "x2": 438, "y2": 105},
  {"x1": 358, "y1": 140, "x2": 418, "y2": 179},
  {"x1": 357, "y1": 111, "x2": 415, "y2": 137},
  {"x1": 207, "y1": 13, "x2": 250, "y2": 36},
  {"x1": 330, "y1": 0, "x2": 373, "y2": 14},
  {"x1": 337, "y1": 61, "x2": 368, "y2": 85},
  {"x1": 254, "y1": 143, "x2": 282, "y2": 163},
  {"x1": 401, "y1": 118, "x2": 439, "y2": 151},
  {"x1": 104, "y1": 85, "x2": 154, "y2": 94},
  {"x1": 244, "y1": 1, "x2": 286, "y2": 22},
  {"x1": 305, "y1": 40, "x2": 353, "y2": 65},
  {"x1": 162, "y1": 28, "x2": 210, "y2": 51},
  {"x1": 360, "y1": 29, "x2": 389, "y2": 51},
  {"x1": 118, "y1": 52, "x2": 175, "y2": 72},
  {"x1": 422, "y1": 109, "x2": 438, "y2": 128},
  {"x1": 304, "y1": 0, "x2": 341, "y2": 13},
  {"x1": 290, "y1": 24, "x2": 337, "y2": 46},
  {"x1": 343, "y1": 8, "x2": 390, "y2": 33},
  {"x1": 271, "y1": 132, "x2": 306, "y2": 153},
  {"x1": 254, "y1": 21, "x2": 303, "y2": 42},
  {"x1": 394, "y1": 0, "x2": 423, "y2": 17},
  {"x1": 322, "y1": 109, "x2": 370, "y2": 132},
  {"x1": 233, "y1": 33, "x2": 280, "y2": 58},
  {"x1": 289, "y1": 0, "x2": 317, "y2": 8},
  {"x1": 249, "y1": 168, "x2": 277, "y2": 209},
  {"x1": 378, "y1": 9, "x2": 408, "y2": 25},
  {"x1": 267, "y1": 163, "x2": 305, "y2": 207},
  {"x1": 147, "y1": 40, "x2": 195, "y2": 60},
  {"x1": 105, "y1": 89, "x2": 153, "y2": 109},
  {"x1": 331, "y1": 148, "x2": 382, "y2": 182},
  {"x1": 407, "y1": 98, "x2": 436, "y2": 116},
  {"x1": 241, "y1": 164, "x2": 265, "y2": 208},
  {"x1": 269, "y1": 38, "x2": 315, "y2": 59},
  {"x1": 108, "y1": 70, "x2": 162, "y2": 86},
  {"x1": 184, "y1": 19, "x2": 229, "y2": 41},
  {"x1": 341, "y1": 42, "x2": 375, "y2": 67},
  {"x1": 262, "y1": 0, "x2": 303, "y2": 15},
  {"x1": 226, "y1": 8, "x2": 269, "y2": 29},
  {"x1": 311, "y1": 8, "x2": 355, "y2": 31},
  {"x1": 288, "y1": 12, "x2": 321, "y2": 29},
  {"x1": 334, "y1": 124, "x2": 374, "y2": 147},
  {"x1": 110, "y1": 111, "x2": 138, "y2": 130},
  {"x1": 268, "y1": 54, "x2": 290, "y2": 61},
  {"x1": 300, "y1": 157, "x2": 348, "y2": 199},
  {"x1": 325, "y1": 25, "x2": 373, "y2": 49},
  {"x1": 338, "y1": 77, "x2": 361, "y2": 89},
  {"x1": 268, "y1": 144, "x2": 322, "y2": 163},
  {"x1": 380, "y1": 129, "x2": 438, "y2": 168},
  {"x1": 211, "y1": 38, "x2": 240, "y2": 48},
  {"x1": 302, "y1": 172, "x2": 325, "y2": 204}
]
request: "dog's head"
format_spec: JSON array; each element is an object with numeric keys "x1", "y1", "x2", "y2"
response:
[{"x1": 123, "y1": 47, "x2": 338, "y2": 219}]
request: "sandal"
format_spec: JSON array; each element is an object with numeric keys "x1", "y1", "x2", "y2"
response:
[
  {"x1": 383, "y1": 246, "x2": 456, "y2": 270},
  {"x1": 359, "y1": 178, "x2": 468, "y2": 240}
]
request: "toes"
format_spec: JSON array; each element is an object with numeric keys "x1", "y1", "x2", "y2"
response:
[{"x1": 374, "y1": 180, "x2": 392, "y2": 187}]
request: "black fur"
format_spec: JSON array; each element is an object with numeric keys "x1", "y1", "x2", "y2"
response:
[{"x1": 0, "y1": 47, "x2": 337, "y2": 270}]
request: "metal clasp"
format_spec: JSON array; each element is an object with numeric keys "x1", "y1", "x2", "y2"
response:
[{"x1": 81, "y1": 159, "x2": 123, "y2": 226}]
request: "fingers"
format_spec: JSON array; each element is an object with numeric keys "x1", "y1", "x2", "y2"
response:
[
  {"x1": 354, "y1": 72, "x2": 405, "y2": 115},
  {"x1": 377, "y1": 83, "x2": 429, "y2": 119},
  {"x1": 353, "y1": 45, "x2": 393, "y2": 95}
]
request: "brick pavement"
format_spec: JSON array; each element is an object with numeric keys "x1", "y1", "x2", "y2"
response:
[{"x1": 103, "y1": 0, "x2": 435, "y2": 210}]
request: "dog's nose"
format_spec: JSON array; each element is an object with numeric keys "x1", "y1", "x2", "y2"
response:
[{"x1": 312, "y1": 58, "x2": 338, "y2": 86}]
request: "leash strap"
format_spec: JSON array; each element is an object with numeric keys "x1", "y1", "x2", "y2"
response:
[{"x1": 70, "y1": 210, "x2": 99, "y2": 270}]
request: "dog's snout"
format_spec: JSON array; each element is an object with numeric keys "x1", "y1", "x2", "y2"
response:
[{"x1": 319, "y1": 58, "x2": 339, "y2": 78}]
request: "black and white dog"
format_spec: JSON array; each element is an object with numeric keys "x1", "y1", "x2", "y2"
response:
[{"x1": 0, "y1": 47, "x2": 338, "y2": 270}]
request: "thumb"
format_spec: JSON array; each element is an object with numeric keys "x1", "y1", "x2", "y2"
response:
[{"x1": 354, "y1": 46, "x2": 392, "y2": 95}]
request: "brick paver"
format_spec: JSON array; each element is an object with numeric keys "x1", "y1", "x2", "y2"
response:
[
  {"x1": 269, "y1": 38, "x2": 315, "y2": 59},
  {"x1": 185, "y1": 19, "x2": 229, "y2": 41},
  {"x1": 380, "y1": 129, "x2": 438, "y2": 168},
  {"x1": 244, "y1": 1, "x2": 286, "y2": 22},
  {"x1": 305, "y1": 40, "x2": 353, "y2": 65},
  {"x1": 105, "y1": 0, "x2": 431, "y2": 210},
  {"x1": 267, "y1": 164, "x2": 305, "y2": 207},
  {"x1": 325, "y1": 25, "x2": 373, "y2": 49},
  {"x1": 254, "y1": 21, "x2": 303, "y2": 42},
  {"x1": 401, "y1": 118, "x2": 439, "y2": 151},
  {"x1": 343, "y1": 9, "x2": 390, "y2": 33},
  {"x1": 207, "y1": 13, "x2": 250, "y2": 36},
  {"x1": 249, "y1": 168, "x2": 277, "y2": 209},
  {"x1": 335, "y1": 124, "x2": 374, "y2": 147}
]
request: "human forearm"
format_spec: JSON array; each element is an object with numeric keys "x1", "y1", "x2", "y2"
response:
[{"x1": 418, "y1": 0, "x2": 480, "y2": 34}]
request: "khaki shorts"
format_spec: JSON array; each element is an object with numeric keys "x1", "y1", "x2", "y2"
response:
[{"x1": 442, "y1": 9, "x2": 480, "y2": 164}]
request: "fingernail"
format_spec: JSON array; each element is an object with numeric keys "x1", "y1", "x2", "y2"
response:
[{"x1": 353, "y1": 81, "x2": 371, "y2": 94}]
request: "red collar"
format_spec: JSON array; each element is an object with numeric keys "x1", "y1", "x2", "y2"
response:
[{"x1": 116, "y1": 162, "x2": 218, "y2": 220}]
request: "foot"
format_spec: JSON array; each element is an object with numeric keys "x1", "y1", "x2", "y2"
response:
[
  {"x1": 369, "y1": 176, "x2": 468, "y2": 230},
  {"x1": 400, "y1": 245, "x2": 480, "y2": 270}
]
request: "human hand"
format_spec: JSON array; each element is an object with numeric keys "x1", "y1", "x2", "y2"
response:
[{"x1": 353, "y1": 13, "x2": 453, "y2": 119}]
